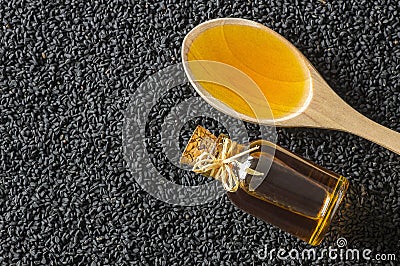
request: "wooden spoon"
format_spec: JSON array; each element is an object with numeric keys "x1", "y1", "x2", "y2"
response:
[{"x1": 181, "y1": 18, "x2": 400, "y2": 155}]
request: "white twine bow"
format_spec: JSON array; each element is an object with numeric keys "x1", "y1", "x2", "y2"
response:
[{"x1": 192, "y1": 138, "x2": 264, "y2": 192}]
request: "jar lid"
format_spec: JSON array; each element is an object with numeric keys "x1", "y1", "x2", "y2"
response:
[{"x1": 180, "y1": 126, "x2": 218, "y2": 165}]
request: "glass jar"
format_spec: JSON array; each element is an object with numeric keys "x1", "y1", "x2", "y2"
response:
[{"x1": 181, "y1": 126, "x2": 349, "y2": 245}]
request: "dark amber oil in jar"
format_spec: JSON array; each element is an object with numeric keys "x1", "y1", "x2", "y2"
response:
[
  {"x1": 229, "y1": 140, "x2": 348, "y2": 246},
  {"x1": 181, "y1": 126, "x2": 349, "y2": 246}
]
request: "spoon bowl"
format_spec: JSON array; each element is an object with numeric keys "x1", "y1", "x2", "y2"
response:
[{"x1": 182, "y1": 18, "x2": 400, "y2": 155}]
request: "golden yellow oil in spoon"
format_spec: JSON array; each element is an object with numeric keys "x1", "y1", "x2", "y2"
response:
[
  {"x1": 183, "y1": 18, "x2": 400, "y2": 155},
  {"x1": 186, "y1": 23, "x2": 311, "y2": 120}
]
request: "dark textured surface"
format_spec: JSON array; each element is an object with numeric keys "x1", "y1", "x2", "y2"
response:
[{"x1": 1, "y1": 0, "x2": 399, "y2": 265}]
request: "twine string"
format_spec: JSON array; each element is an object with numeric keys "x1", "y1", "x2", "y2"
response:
[{"x1": 192, "y1": 138, "x2": 264, "y2": 192}]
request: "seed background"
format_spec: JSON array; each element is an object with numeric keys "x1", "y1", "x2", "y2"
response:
[{"x1": 0, "y1": 0, "x2": 399, "y2": 265}]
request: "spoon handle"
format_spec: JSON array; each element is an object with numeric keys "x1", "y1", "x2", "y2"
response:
[
  {"x1": 302, "y1": 104, "x2": 400, "y2": 155},
  {"x1": 340, "y1": 108, "x2": 400, "y2": 156},
  {"x1": 290, "y1": 69, "x2": 400, "y2": 156},
  {"x1": 303, "y1": 84, "x2": 400, "y2": 156}
]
